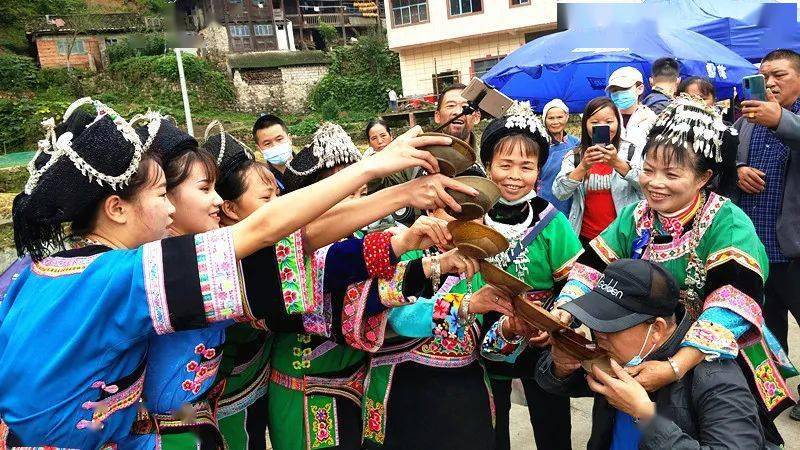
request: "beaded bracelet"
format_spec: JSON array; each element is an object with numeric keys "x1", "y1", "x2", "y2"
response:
[
  {"x1": 497, "y1": 316, "x2": 525, "y2": 345},
  {"x1": 430, "y1": 255, "x2": 441, "y2": 292}
]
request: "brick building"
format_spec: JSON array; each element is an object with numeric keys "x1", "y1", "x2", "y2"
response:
[{"x1": 27, "y1": 13, "x2": 164, "y2": 71}]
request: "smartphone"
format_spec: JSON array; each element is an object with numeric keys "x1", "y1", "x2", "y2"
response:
[
  {"x1": 461, "y1": 77, "x2": 514, "y2": 118},
  {"x1": 592, "y1": 124, "x2": 610, "y2": 145},
  {"x1": 742, "y1": 74, "x2": 767, "y2": 101}
]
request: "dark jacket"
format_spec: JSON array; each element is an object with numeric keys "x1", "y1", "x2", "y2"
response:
[
  {"x1": 732, "y1": 108, "x2": 800, "y2": 259},
  {"x1": 535, "y1": 314, "x2": 766, "y2": 450},
  {"x1": 643, "y1": 87, "x2": 672, "y2": 115}
]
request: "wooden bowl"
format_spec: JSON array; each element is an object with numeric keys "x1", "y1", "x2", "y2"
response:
[
  {"x1": 419, "y1": 132, "x2": 477, "y2": 177},
  {"x1": 581, "y1": 356, "x2": 616, "y2": 376},
  {"x1": 445, "y1": 176, "x2": 501, "y2": 221},
  {"x1": 447, "y1": 220, "x2": 509, "y2": 259},
  {"x1": 514, "y1": 298, "x2": 566, "y2": 333},
  {"x1": 479, "y1": 261, "x2": 531, "y2": 295}
]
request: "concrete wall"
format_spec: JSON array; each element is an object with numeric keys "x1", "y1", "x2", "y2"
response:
[
  {"x1": 233, "y1": 64, "x2": 328, "y2": 114},
  {"x1": 397, "y1": 33, "x2": 525, "y2": 96},
  {"x1": 384, "y1": 0, "x2": 556, "y2": 50}
]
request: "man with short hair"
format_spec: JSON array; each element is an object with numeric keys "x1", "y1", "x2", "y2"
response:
[
  {"x1": 434, "y1": 83, "x2": 482, "y2": 148},
  {"x1": 606, "y1": 66, "x2": 657, "y2": 152},
  {"x1": 253, "y1": 113, "x2": 293, "y2": 191},
  {"x1": 536, "y1": 259, "x2": 767, "y2": 449},
  {"x1": 369, "y1": 83, "x2": 483, "y2": 225},
  {"x1": 643, "y1": 57, "x2": 681, "y2": 115},
  {"x1": 733, "y1": 48, "x2": 800, "y2": 420}
]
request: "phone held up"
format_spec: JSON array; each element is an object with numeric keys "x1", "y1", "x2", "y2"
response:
[
  {"x1": 591, "y1": 124, "x2": 611, "y2": 146},
  {"x1": 742, "y1": 74, "x2": 767, "y2": 102}
]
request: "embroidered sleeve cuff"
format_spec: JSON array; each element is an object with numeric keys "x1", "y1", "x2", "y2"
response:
[
  {"x1": 378, "y1": 260, "x2": 415, "y2": 307},
  {"x1": 278, "y1": 230, "x2": 318, "y2": 315},
  {"x1": 432, "y1": 293, "x2": 467, "y2": 340},
  {"x1": 142, "y1": 228, "x2": 247, "y2": 335},
  {"x1": 363, "y1": 232, "x2": 396, "y2": 279},
  {"x1": 342, "y1": 280, "x2": 389, "y2": 352},
  {"x1": 301, "y1": 244, "x2": 333, "y2": 337},
  {"x1": 680, "y1": 319, "x2": 739, "y2": 360},
  {"x1": 481, "y1": 317, "x2": 526, "y2": 363}
]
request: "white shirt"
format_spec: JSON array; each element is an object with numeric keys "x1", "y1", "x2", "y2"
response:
[{"x1": 388, "y1": 90, "x2": 398, "y2": 101}]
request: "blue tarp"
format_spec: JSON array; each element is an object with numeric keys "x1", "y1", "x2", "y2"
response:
[
  {"x1": 689, "y1": 18, "x2": 765, "y2": 62},
  {"x1": 482, "y1": 21, "x2": 757, "y2": 113}
]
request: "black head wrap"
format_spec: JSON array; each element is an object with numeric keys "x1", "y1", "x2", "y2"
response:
[
  {"x1": 13, "y1": 98, "x2": 145, "y2": 260},
  {"x1": 282, "y1": 122, "x2": 361, "y2": 193},
  {"x1": 479, "y1": 101, "x2": 550, "y2": 169},
  {"x1": 201, "y1": 121, "x2": 255, "y2": 191},
  {"x1": 135, "y1": 116, "x2": 198, "y2": 163}
]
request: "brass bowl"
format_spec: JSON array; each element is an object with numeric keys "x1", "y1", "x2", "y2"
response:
[
  {"x1": 479, "y1": 261, "x2": 531, "y2": 295},
  {"x1": 419, "y1": 132, "x2": 476, "y2": 177},
  {"x1": 447, "y1": 220, "x2": 509, "y2": 259},
  {"x1": 445, "y1": 176, "x2": 501, "y2": 221}
]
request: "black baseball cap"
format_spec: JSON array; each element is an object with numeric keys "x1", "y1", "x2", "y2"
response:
[{"x1": 561, "y1": 259, "x2": 679, "y2": 333}]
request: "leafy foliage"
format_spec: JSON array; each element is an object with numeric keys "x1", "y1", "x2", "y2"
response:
[
  {"x1": 309, "y1": 33, "x2": 400, "y2": 115},
  {"x1": 317, "y1": 23, "x2": 339, "y2": 48},
  {"x1": 0, "y1": 55, "x2": 38, "y2": 91},
  {"x1": 107, "y1": 33, "x2": 166, "y2": 63}
]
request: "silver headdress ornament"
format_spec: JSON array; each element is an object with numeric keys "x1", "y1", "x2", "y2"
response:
[
  {"x1": 504, "y1": 100, "x2": 548, "y2": 138},
  {"x1": 288, "y1": 122, "x2": 362, "y2": 176},
  {"x1": 25, "y1": 97, "x2": 144, "y2": 195},
  {"x1": 203, "y1": 120, "x2": 255, "y2": 164},
  {"x1": 129, "y1": 110, "x2": 165, "y2": 154},
  {"x1": 650, "y1": 93, "x2": 730, "y2": 163}
]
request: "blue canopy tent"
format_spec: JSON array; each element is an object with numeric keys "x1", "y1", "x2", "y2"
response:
[
  {"x1": 689, "y1": 18, "x2": 765, "y2": 62},
  {"x1": 482, "y1": 21, "x2": 757, "y2": 112}
]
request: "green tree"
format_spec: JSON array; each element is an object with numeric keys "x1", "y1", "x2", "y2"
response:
[
  {"x1": 317, "y1": 22, "x2": 339, "y2": 49},
  {"x1": 309, "y1": 33, "x2": 401, "y2": 114}
]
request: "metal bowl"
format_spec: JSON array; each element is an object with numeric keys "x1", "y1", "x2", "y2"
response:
[
  {"x1": 447, "y1": 220, "x2": 509, "y2": 259},
  {"x1": 419, "y1": 132, "x2": 476, "y2": 177},
  {"x1": 445, "y1": 176, "x2": 501, "y2": 221}
]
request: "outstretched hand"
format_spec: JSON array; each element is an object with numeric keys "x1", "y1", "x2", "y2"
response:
[
  {"x1": 363, "y1": 125, "x2": 446, "y2": 177},
  {"x1": 401, "y1": 174, "x2": 478, "y2": 213}
]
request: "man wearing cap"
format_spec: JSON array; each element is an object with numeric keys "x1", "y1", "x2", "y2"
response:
[
  {"x1": 540, "y1": 98, "x2": 580, "y2": 215},
  {"x1": 536, "y1": 259, "x2": 766, "y2": 449},
  {"x1": 606, "y1": 67, "x2": 657, "y2": 152}
]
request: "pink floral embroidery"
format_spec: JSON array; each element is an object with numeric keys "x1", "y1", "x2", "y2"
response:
[
  {"x1": 276, "y1": 244, "x2": 291, "y2": 260},
  {"x1": 280, "y1": 266, "x2": 295, "y2": 282}
]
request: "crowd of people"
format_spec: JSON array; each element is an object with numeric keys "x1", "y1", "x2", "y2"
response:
[{"x1": 0, "y1": 48, "x2": 798, "y2": 450}]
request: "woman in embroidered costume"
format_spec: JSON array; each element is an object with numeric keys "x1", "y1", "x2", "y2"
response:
[
  {"x1": 553, "y1": 97, "x2": 644, "y2": 246},
  {"x1": 553, "y1": 94, "x2": 797, "y2": 446},
  {"x1": 200, "y1": 122, "x2": 470, "y2": 450},
  {"x1": 0, "y1": 98, "x2": 461, "y2": 449},
  {"x1": 470, "y1": 103, "x2": 583, "y2": 450},
  {"x1": 360, "y1": 168, "x2": 514, "y2": 450}
]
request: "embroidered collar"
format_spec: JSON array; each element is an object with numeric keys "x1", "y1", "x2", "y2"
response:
[{"x1": 656, "y1": 194, "x2": 704, "y2": 239}]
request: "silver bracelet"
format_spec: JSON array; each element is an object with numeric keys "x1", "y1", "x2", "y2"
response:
[
  {"x1": 667, "y1": 357, "x2": 682, "y2": 381},
  {"x1": 457, "y1": 294, "x2": 476, "y2": 327},
  {"x1": 497, "y1": 316, "x2": 525, "y2": 344},
  {"x1": 430, "y1": 255, "x2": 441, "y2": 292}
]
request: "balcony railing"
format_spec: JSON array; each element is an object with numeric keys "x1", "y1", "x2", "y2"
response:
[{"x1": 285, "y1": 13, "x2": 382, "y2": 27}]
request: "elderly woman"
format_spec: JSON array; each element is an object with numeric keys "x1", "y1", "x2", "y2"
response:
[{"x1": 539, "y1": 99, "x2": 580, "y2": 215}]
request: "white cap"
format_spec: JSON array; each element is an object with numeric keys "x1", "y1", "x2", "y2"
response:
[
  {"x1": 542, "y1": 99, "x2": 569, "y2": 119},
  {"x1": 606, "y1": 66, "x2": 644, "y2": 90}
]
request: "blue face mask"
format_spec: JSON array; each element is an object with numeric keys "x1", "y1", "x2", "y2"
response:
[
  {"x1": 625, "y1": 323, "x2": 656, "y2": 367},
  {"x1": 610, "y1": 87, "x2": 638, "y2": 110}
]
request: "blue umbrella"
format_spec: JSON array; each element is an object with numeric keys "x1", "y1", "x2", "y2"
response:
[{"x1": 482, "y1": 21, "x2": 757, "y2": 112}]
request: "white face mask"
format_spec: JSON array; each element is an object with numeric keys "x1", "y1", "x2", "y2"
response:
[
  {"x1": 625, "y1": 323, "x2": 657, "y2": 367},
  {"x1": 263, "y1": 141, "x2": 293, "y2": 165}
]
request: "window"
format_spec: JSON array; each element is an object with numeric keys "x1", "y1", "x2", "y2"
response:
[
  {"x1": 254, "y1": 24, "x2": 274, "y2": 36},
  {"x1": 433, "y1": 70, "x2": 460, "y2": 95},
  {"x1": 510, "y1": 0, "x2": 529, "y2": 5},
  {"x1": 391, "y1": 0, "x2": 428, "y2": 27},
  {"x1": 57, "y1": 39, "x2": 86, "y2": 55},
  {"x1": 449, "y1": 0, "x2": 481, "y2": 16},
  {"x1": 229, "y1": 25, "x2": 251, "y2": 37},
  {"x1": 229, "y1": 0, "x2": 243, "y2": 3},
  {"x1": 105, "y1": 38, "x2": 119, "y2": 46},
  {"x1": 472, "y1": 56, "x2": 504, "y2": 78}
]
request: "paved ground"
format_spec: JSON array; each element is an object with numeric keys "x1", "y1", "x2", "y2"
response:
[{"x1": 509, "y1": 317, "x2": 800, "y2": 448}]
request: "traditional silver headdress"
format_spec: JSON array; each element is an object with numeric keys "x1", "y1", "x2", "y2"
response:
[
  {"x1": 504, "y1": 101, "x2": 548, "y2": 138},
  {"x1": 649, "y1": 93, "x2": 731, "y2": 163},
  {"x1": 203, "y1": 120, "x2": 255, "y2": 164},
  {"x1": 287, "y1": 122, "x2": 361, "y2": 176},
  {"x1": 26, "y1": 97, "x2": 144, "y2": 195}
]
